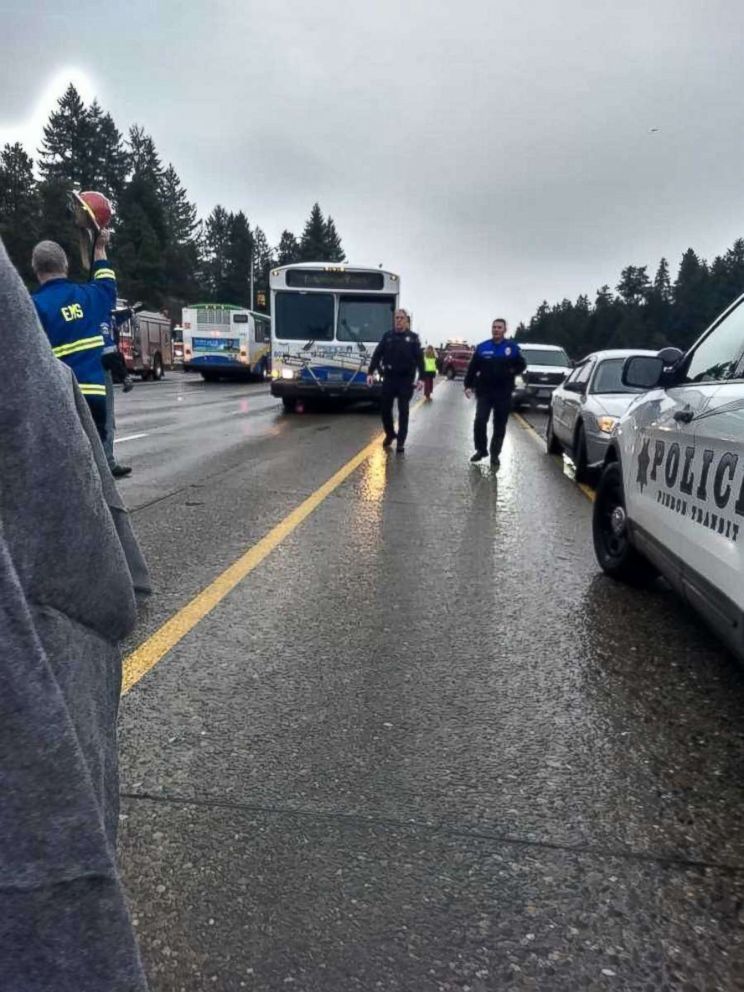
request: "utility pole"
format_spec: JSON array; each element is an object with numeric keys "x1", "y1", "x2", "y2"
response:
[{"x1": 250, "y1": 251, "x2": 255, "y2": 311}]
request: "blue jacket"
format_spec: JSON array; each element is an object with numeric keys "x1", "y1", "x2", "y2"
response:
[
  {"x1": 32, "y1": 259, "x2": 117, "y2": 399},
  {"x1": 464, "y1": 337, "x2": 526, "y2": 394}
]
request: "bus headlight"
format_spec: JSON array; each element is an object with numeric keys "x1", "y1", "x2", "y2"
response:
[{"x1": 281, "y1": 368, "x2": 296, "y2": 380}]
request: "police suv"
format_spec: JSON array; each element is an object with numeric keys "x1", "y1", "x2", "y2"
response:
[{"x1": 593, "y1": 297, "x2": 744, "y2": 661}]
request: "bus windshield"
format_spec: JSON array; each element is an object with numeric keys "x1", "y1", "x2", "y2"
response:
[
  {"x1": 275, "y1": 292, "x2": 334, "y2": 341},
  {"x1": 337, "y1": 295, "x2": 396, "y2": 344}
]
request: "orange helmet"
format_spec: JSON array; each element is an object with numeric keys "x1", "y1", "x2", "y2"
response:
[{"x1": 77, "y1": 190, "x2": 113, "y2": 230}]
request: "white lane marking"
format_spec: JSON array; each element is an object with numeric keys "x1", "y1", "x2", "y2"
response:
[{"x1": 114, "y1": 433, "x2": 149, "y2": 444}]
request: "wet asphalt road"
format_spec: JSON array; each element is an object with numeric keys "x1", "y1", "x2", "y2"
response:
[{"x1": 116, "y1": 375, "x2": 744, "y2": 991}]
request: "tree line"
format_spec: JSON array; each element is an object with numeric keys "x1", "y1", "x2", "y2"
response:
[
  {"x1": 516, "y1": 241, "x2": 744, "y2": 358},
  {"x1": 0, "y1": 84, "x2": 346, "y2": 321}
]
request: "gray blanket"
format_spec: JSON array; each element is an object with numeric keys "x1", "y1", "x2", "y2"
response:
[{"x1": 0, "y1": 239, "x2": 151, "y2": 990}]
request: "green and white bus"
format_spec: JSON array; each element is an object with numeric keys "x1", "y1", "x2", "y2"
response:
[
  {"x1": 269, "y1": 263, "x2": 400, "y2": 410},
  {"x1": 182, "y1": 303, "x2": 271, "y2": 382}
]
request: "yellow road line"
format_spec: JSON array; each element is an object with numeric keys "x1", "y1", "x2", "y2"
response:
[
  {"x1": 123, "y1": 399, "x2": 425, "y2": 694},
  {"x1": 512, "y1": 411, "x2": 545, "y2": 450},
  {"x1": 512, "y1": 411, "x2": 596, "y2": 503}
]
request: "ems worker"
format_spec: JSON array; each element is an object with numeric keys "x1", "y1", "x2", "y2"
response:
[
  {"x1": 31, "y1": 233, "x2": 116, "y2": 446},
  {"x1": 464, "y1": 318, "x2": 526, "y2": 469},
  {"x1": 422, "y1": 345, "x2": 438, "y2": 400},
  {"x1": 367, "y1": 308, "x2": 425, "y2": 453}
]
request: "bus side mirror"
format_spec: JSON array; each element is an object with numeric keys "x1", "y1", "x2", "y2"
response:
[{"x1": 622, "y1": 355, "x2": 664, "y2": 389}]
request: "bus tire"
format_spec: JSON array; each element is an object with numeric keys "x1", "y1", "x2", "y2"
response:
[
  {"x1": 282, "y1": 396, "x2": 297, "y2": 413},
  {"x1": 152, "y1": 354, "x2": 164, "y2": 381}
]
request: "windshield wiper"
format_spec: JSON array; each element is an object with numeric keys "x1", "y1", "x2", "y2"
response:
[{"x1": 339, "y1": 319, "x2": 367, "y2": 354}]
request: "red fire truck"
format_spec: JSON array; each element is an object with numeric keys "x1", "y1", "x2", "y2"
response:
[{"x1": 116, "y1": 306, "x2": 173, "y2": 380}]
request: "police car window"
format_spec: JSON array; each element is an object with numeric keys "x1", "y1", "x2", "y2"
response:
[{"x1": 685, "y1": 300, "x2": 744, "y2": 383}]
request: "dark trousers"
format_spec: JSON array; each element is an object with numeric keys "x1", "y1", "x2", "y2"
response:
[
  {"x1": 474, "y1": 391, "x2": 511, "y2": 458},
  {"x1": 86, "y1": 395, "x2": 108, "y2": 448},
  {"x1": 423, "y1": 373, "x2": 435, "y2": 398},
  {"x1": 381, "y1": 378, "x2": 414, "y2": 443}
]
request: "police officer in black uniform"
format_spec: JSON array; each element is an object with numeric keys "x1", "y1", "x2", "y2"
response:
[{"x1": 367, "y1": 309, "x2": 425, "y2": 453}]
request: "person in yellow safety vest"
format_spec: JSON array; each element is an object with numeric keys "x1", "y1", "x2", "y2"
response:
[{"x1": 423, "y1": 345, "x2": 438, "y2": 401}]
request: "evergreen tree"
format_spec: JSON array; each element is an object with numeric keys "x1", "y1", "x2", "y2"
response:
[
  {"x1": 115, "y1": 176, "x2": 167, "y2": 306},
  {"x1": 277, "y1": 229, "x2": 300, "y2": 265},
  {"x1": 594, "y1": 285, "x2": 615, "y2": 308},
  {"x1": 224, "y1": 210, "x2": 253, "y2": 305},
  {"x1": 161, "y1": 164, "x2": 201, "y2": 319},
  {"x1": 616, "y1": 265, "x2": 650, "y2": 306},
  {"x1": 83, "y1": 100, "x2": 129, "y2": 201},
  {"x1": 672, "y1": 249, "x2": 711, "y2": 349},
  {"x1": 114, "y1": 126, "x2": 169, "y2": 307},
  {"x1": 324, "y1": 214, "x2": 345, "y2": 262},
  {"x1": 161, "y1": 164, "x2": 198, "y2": 245},
  {"x1": 644, "y1": 258, "x2": 673, "y2": 347},
  {"x1": 652, "y1": 258, "x2": 672, "y2": 302},
  {"x1": 202, "y1": 205, "x2": 232, "y2": 300},
  {"x1": 713, "y1": 239, "x2": 744, "y2": 313},
  {"x1": 299, "y1": 202, "x2": 328, "y2": 261},
  {"x1": 0, "y1": 143, "x2": 41, "y2": 283},
  {"x1": 127, "y1": 125, "x2": 163, "y2": 185},
  {"x1": 36, "y1": 84, "x2": 94, "y2": 279},
  {"x1": 251, "y1": 225, "x2": 274, "y2": 310},
  {"x1": 37, "y1": 83, "x2": 91, "y2": 187}
]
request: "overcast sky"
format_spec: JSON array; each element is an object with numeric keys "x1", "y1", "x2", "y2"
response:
[{"x1": 3, "y1": 0, "x2": 744, "y2": 343}]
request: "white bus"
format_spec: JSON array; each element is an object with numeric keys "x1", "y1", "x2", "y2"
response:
[
  {"x1": 269, "y1": 263, "x2": 400, "y2": 410},
  {"x1": 182, "y1": 303, "x2": 271, "y2": 382}
]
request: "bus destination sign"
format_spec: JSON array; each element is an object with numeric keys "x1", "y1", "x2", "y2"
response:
[{"x1": 285, "y1": 268, "x2": 385, "y2": 292}]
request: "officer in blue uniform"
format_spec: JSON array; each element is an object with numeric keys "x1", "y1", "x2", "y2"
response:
[
  {"x1": 464, "y1": 318, "x2": 526, "y2": 469},
  {"x1": 32, "y1": 234, "x2": 116, "y2": 445}
]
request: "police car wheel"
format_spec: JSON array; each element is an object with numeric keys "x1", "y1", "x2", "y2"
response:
[
  {"x1": 282, "y1": 396, "x2": 297, "y2": 413},
  {"x1": 593, "y1": 462, "x2": 653, "y2": 584},
  {"x1": 546, "y1": 413, "x2": 562, "y2": 455}
]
